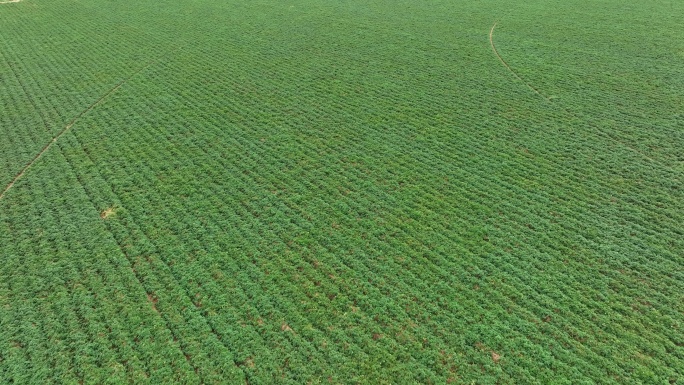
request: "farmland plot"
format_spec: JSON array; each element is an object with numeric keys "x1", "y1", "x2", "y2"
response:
[{"x1": 1, "y1": 0, "x2": 683, "y2": 383}]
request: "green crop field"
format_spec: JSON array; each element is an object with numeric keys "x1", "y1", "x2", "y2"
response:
[{"x1": 1, "y1": 0, "x2": 683, "y2": 383}]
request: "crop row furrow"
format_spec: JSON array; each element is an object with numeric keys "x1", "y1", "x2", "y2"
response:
[
  {"x1": 75, "y1": 103, "x2": 406, "y2": 380},
  {"x1": 59, "y1": 127, "x2": 244, "y2": 384},
  {"x1": 79, "y1": 94, "x2": 604, "y2": 380},
  {"x1": 54, "y1": 75, "x2": 460, "y2": 380}
]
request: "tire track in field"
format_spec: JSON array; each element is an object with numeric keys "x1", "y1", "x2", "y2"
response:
[
  {"x1": 489, "y1": 20, "x2": 665, "y2": 166},
  {"x1": 0, "y1": 0, "x2": 22, "y2": 4},
  {"x1": 0, "y1": 55, "x2": 164, "y2": 201},
  {"x1": 489, "y1": 21, "x2": 550, "y2": 101}
]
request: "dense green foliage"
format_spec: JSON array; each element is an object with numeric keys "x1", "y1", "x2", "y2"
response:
[{"x1": 1, "y1": 0, "x2": 683, "y2": 383}]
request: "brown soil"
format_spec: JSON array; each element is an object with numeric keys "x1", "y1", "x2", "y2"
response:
[{"x1": 100, "y1": 207, "x2": 116, "y2": 219}]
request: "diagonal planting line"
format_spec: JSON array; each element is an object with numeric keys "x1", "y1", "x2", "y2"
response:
[
  {"x1": 488, "y1": 20, "x2": 665, "y2": 166},
  {"x1": 0, "y1": 54, "x2": 165, "y2": 201}
]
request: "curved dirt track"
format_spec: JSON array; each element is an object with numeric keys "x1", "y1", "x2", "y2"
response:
[
  {"x1": 489, "y1": 22, "x2": 549, "y2": 101},
  {"x1": 488, "y1": 20, "x2": 662, "y2": 165}
]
